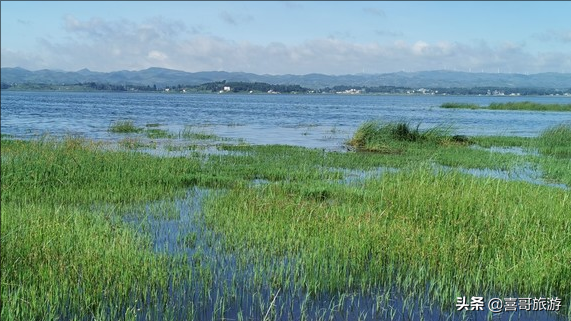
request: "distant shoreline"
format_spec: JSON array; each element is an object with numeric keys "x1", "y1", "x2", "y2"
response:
[{"x1": 2, "y1": 82, "x2": 571, "y2": 97}]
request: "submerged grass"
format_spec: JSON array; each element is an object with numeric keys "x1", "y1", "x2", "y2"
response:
[
  {"x1": 1, "y1": 137, "x2": 200, "y2": 319},
  {"x1": 2, "y1": 122, "x2": 570, "y2": 320},
  {"x1": 204, "y1": 164, "x2": 570, "y2": 302},
  {"x1": 145, "y1": 128, "x2": 175, "y2": 139}
]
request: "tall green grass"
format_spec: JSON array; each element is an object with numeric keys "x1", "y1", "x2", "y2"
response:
[
  {"x1": 536, "y1": 124, "x2": 571, "y2": 158},
  {"x1": 3, "y1": 126, "x2": 569, "y2": 320},
  {"x1": 347, "y1": 121, "x2": 462, "y2": 153},
  {"x1": 1, "y1": 137, "x2": 197, "y2": 319},
  {"x1": 204, "y1": 165, "x2": 571, "y2": 306},
  {"x1": 1, "y1": 202, "x2": 177, "y2": 320},
  {"x1": 534, "y1": 124, "x2": 571, "y2": 185}
]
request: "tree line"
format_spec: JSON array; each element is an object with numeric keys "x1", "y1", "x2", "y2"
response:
[{"x1": 2, "y1": 81, "x2": 570, "y2": 96}]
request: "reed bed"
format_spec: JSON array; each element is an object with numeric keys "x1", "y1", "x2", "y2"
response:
[{"x1": 442, "y1": 101, "x2": 571, "y2": 111}]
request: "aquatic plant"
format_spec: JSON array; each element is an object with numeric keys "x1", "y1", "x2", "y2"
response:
[
  {"x1": 108, "y1": 120, "x2": 142, "y2": 133},
  {"x1": 441, "y1": 102, "x2": 481, "y2": 109},
  {"x1": 536, "y1": 123, "x2": 571, "y2": 158},
  {"x1": 488, "y1": 101, "x2": 571, "y2": 111},
  {"x1": 442, "y1": 101, "x2": 571, "y2": 111},
  {"x1": 347, "y1": 120, "x2": 460, "y2": 152}
]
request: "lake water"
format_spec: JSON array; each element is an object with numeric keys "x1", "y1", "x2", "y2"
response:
[{"x1": 2, "y1": 91, "x2": 570, "y2": 151}]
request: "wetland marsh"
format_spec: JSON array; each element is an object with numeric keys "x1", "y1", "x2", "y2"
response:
[{"x1": 1, "y1": 92, "x2": 570, "y2": 320}]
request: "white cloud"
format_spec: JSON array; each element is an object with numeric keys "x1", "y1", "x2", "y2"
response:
[{"x1": 2, "y1": 16, "x2": 570, "y2": 74}]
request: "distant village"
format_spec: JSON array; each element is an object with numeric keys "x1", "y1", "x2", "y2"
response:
[{"x1": 2, "y1": 81, "x2": 570, "y2": 96}]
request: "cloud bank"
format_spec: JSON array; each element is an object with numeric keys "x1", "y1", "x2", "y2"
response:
[{"x1": 2, "y1": 16, "x2": 570, "y2": 74}]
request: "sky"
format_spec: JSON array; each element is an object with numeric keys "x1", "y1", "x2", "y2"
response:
[{"x1": 1, "y1": 1, "x2": 570, "y2": 75}]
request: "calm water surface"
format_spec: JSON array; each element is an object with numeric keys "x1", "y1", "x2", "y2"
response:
[{"x1": 2, "y1": 91, "x2": 570, "y2": 150}]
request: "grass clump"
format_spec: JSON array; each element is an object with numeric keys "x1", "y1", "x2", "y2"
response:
[
  {"x1": 347, "y1": 120, "x2": 465, "y2": 152},
  {"x1": 108, "y1": 120, "x2": 142, "y2": 133}
]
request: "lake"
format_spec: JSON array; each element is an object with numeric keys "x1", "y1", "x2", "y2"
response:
[{"x1": 2, "y1": 91, "x2": 570, "y2": 151}]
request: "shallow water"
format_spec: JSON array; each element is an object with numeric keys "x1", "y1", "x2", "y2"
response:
[
  {"x1": 2, "y1": 91, "x2": 571, "y2": 151},
  {"x1": 121, "y1": 188, "x2": 568, "y2": 321}
]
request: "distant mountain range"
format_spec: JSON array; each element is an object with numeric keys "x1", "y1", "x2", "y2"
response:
[{"x1": 2, "y1": 67, "x2": 571, "y2": 90}]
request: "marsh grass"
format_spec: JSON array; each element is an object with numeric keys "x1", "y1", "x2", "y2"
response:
[
  {"x1": 118, "y1": 137, "x2": 155, "y2": 149},
  {"x1": 347, "y1": 120, "x2": 466, "y2": 153},
  {"x1": 2, "y1": 126, "x2": 569, "y2": 320},
  {"x1": 534, "y1": 124, "x2": 571, "y2": 185},
  {"x1": 108, "y1": 120, "x2": 143, "y2": 133},
  {"x1": 442, "y1": 101, "x2": 571, "y2": 111},
  {"x1": 441, "y1": 102, "x2": 481, "y2": 109},
  {"x1": 145, "y1": 128, "x2": 175, "y2": 139},
  {"x1": 181, "y1": 126, "x2": 221, "y2": 140},
  {"x1": 489, "y1": 101, "x2": 571, "y2": 111},
  {"x1": 204, "y1": 164, "x2": 570, "y2": 306},
  {"x1": 536, "y1": 124, "x2": 571, "y2": 158}
]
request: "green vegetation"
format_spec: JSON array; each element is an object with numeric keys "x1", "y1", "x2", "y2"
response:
[
  {"x1": 145, "y1": 128, "x2": 175, "y2": 139},
  {"x1": 2, "y1": 122, "x2": 570, "y2": 320},
  {"x1": 180, "y1": 126, "x2": 221, "y2": 141},
  {"x1": 489, "y1": 101, "x2": 571, "y2": 111},
  {"x1": 108, "y1": 120, "x2": 143, "y2": 133},
  {"x1": 442, "y1": 101, "x2": 571, "y2": 111},
  {"x1": 347, "y1": 120, "x2": 468, "y2": 153},
  {"x1": 537, "y1": 124, "x2": 571, "y2": 158},
  {"x1": 1, "y1": 137, "x2": 199, "y2": 319},
  {"x1": 441, "y1": 102, "x2": 481, "y2": 109},
  {"x1": 535, "y1": 124, "x2": 571, "y2": 185},
  {"x1": 205, "y1": 165, "x2": 570, "y2": 299}
]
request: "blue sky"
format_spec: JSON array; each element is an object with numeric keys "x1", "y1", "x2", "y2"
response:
[{"x1": 2, "y1": 1, "x2": 570, "y2": 75}]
